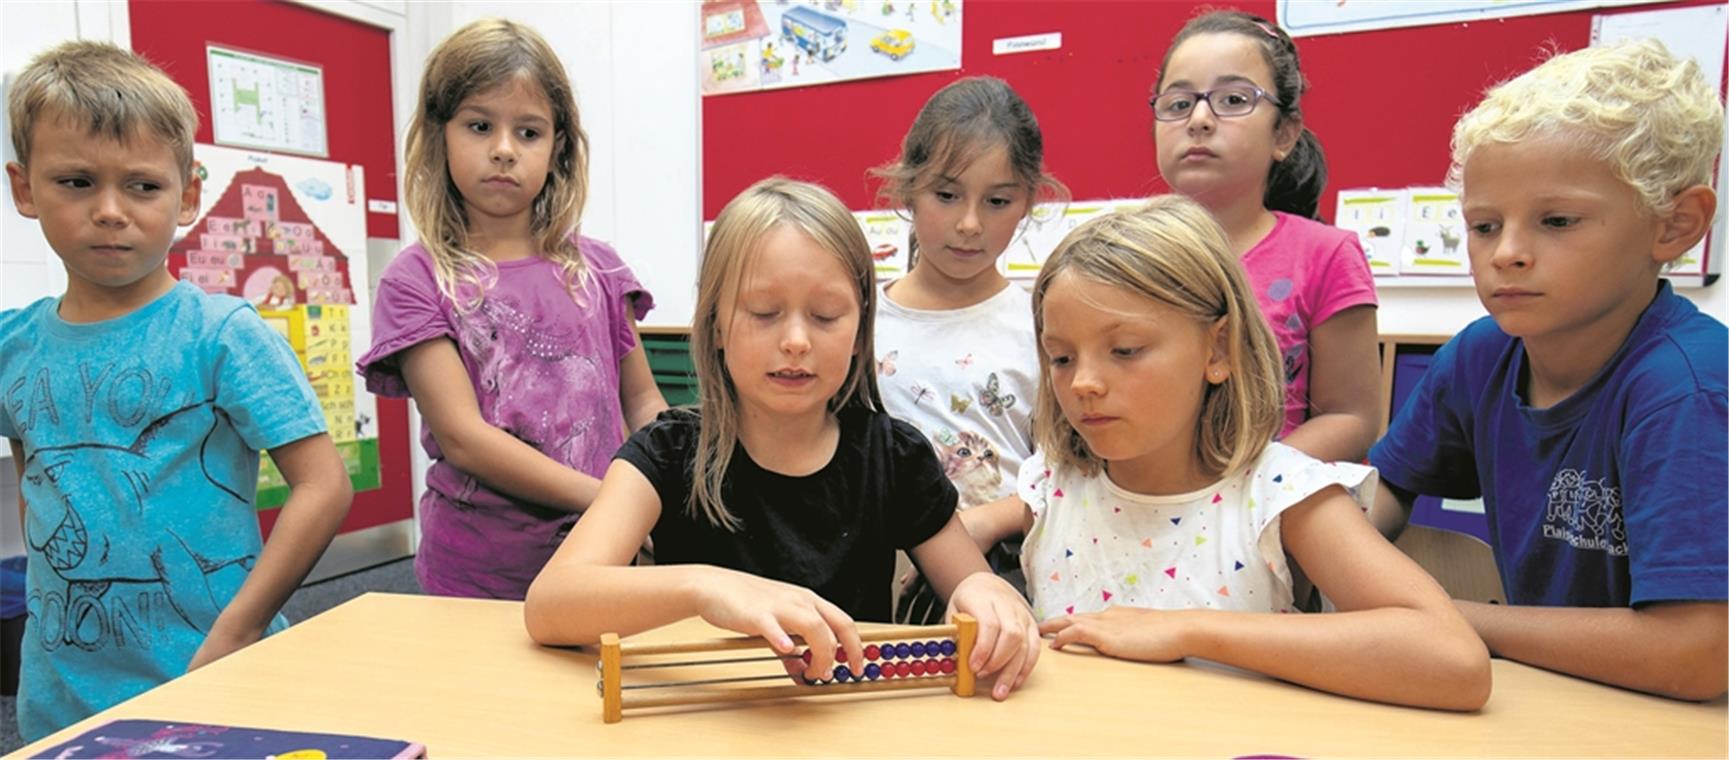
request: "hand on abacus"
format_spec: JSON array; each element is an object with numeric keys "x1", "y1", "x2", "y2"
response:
[
  {"x1": 693, "y1": 566, "x2": 867, "y2": 682},
  {"x1": 1039, "y1": 606, "x2": 1192, "y2": 663},
  {"x1": 948, "y1": 572, "x2": 1040, "y2": 701}
]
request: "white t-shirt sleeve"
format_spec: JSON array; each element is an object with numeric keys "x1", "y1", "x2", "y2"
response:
[{"x1": 1245, "y1": 443, "x2": 1380, "y2": 573}]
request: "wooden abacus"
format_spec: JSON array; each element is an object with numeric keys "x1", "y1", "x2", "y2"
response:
[{"x1": 597, "y1": 614, "x2": 978, "y2": 723}]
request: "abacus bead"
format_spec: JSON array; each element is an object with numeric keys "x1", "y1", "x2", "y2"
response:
[
  {"x1": 880, "y1": 663, "x2": 897, "y2": 679},
  {"x1": 834, "y1": 665, "x2": 852, "y2": 682},
  {"x1": 940, "y1": 640, "x2": 957, "y2": 656},
  {"x1": 801, "y1": 649, "x2": 813, "y2": 665},
  {"x1": 864, "y1": 644, "x2": 881, "y2": 661},
  {"x1": 926, "y1": 640, "x2": 941, "y2": 654},
  {"x1": 910, "y1": 642, "x2": 926, "y2": 657},
  {"x1": 864, "y1": 663, "x2": 882, "y2": 680},
  {"x1": 835, "y1": 646, "x2": 847, "y2": 663},
  {"x1": 910, "y1": 660, "x2": 927, "y2": 676},
  {"x1": 939, "y1": 658, "x2": 956, "y2": 674},
  {"x1": 895, "y1": 661, "x2": 912, "y2": 677},
  {"x1": 894, "y1": 642, "x2": 912, "y2": 658}
]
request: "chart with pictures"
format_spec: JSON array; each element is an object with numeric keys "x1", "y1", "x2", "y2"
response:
[{"x1": 167, "y1": 145, "x2": 379, "y2": 505}]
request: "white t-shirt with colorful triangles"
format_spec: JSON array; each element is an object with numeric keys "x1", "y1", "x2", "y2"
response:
[{"x1": 1018, "y1": 443, "x2": 1377, "y2": 620}]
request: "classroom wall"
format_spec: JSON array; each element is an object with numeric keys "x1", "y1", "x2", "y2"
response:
[{"x1": 698, "y1": 0, "x2": 1727, "y2": 335}]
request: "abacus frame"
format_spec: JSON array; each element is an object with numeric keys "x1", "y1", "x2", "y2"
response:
[{"x1": 598, "y1": 614, "x2": 979, "y2": 723}]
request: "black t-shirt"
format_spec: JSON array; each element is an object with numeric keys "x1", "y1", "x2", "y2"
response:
[{"x1": 615, "y1": 406, "x2": 959, "y2": 622}]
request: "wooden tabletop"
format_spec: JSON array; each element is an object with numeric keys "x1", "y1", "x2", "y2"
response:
[{"x1": 8, "y1": 592, "x2": 1724, "y2": 758}]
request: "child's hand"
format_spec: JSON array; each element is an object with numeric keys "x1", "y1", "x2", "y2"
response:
[
  {"x1": 948, "y1": 572, "x2": 1039, "y2": 700},
  {"x1": 694, "y1": 567, "x2": 866, "y2": 683},
  {"x1": 186, "y1": 623, "x2": 264, "y2": 672},
  {"x1": 1039, "y1": 606, "x2": 1193, "y2": 662}
]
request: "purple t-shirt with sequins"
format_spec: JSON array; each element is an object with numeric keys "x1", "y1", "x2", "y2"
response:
[{"x1": 357, "y1": 236, "x2": 652, "y2": 599}]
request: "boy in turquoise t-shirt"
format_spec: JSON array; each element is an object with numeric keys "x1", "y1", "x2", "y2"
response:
[{"x1": 1, "y1": 41, "x2": 353, "y2": 740}]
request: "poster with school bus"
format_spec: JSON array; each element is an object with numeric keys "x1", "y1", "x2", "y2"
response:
[
  {"x1": 166, "y1": 145, "x2": 380, "y2": 506},
  {"x1": 701, "y1": 0, "x2": 962, "y2": 95}
]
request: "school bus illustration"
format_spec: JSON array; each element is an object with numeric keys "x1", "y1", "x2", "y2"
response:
[{"x1": 781, "y1": 6, "x2": 848, "y2": 62}]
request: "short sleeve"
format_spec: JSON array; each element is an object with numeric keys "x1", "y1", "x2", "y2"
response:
[
  {"x1": 211, "y1": 305, "x2": 326, "y2": 451},
  {"x1": 578, "y1": 236, "x2": 654, "y2": 364},
  {"x1": 1246, "y1": 444, "x2": 1378, "y2": 575},
  {"x1": 1017, "y1": 452, "x2": 1055, "y2": 519},
  {"x1": 888, "y1": 418, "x2": 959, "y2": 550},
  {"x1": 1369, "y1": 332, "x2": 1481, "y2": 499},
  {"x1": 355, "y1": 247, "x2": 457, "y2": 397},
  {"x1": 1307, "y1": 231, "x2": 1378, "y2": 327},
  {"x1": 614, "y1": 409, "x2": 698, "y2": 513},
  {"x1": 1622, "y1": 391, "x2": 1729, "y2": 604}
]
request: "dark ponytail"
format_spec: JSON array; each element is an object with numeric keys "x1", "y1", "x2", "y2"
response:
[
  {"x1": 1157, "y1": 10, "x2": 1328, "y2": 220},
  {"x1": 1268, "y1": 128, "x2": 1326, "y2": 219}
]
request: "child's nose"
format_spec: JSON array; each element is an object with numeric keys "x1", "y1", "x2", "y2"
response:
[
  {"x1": 490, "y1": 135, "x2": 517, "y2": 164},
  {"x1": 1069, "y1": 361, "x2": 1106, "y2": 396},
  {"x1": 1186, "y1": 100, "x2": 1217, "y2": 133},
  {"x1": 1489, "y1": 227, "x2": 1531, "y2": 270},
  {"x1": 957, "y1": 204, "x2": 983, "y2": 236},
  {"x1": 92, "y1": 188, "x2": 128, "y2": 227},
  {"x1": 780, "y1": 316, "x2": 812, "y2": 354}
]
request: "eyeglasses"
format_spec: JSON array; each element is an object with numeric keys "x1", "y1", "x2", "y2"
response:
[{"x1": 1149, "y1": 85, "x2": 1278, "y2": 122}]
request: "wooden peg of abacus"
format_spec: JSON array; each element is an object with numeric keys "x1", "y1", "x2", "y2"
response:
[{"x1": 597, "y1": 614, "x2": 978, "y2": 723}]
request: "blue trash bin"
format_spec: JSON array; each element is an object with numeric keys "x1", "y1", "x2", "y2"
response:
[{"x1": 1, "y1": 555, "x2": 25, "y2": 696}]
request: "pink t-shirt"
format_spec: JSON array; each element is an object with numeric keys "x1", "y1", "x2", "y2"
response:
[
  {"x1": 356, "y1": 236, "x2": 651, "y2": 599},
  {"x1": 1241, "y1": 212, "x2": 1377, "y2": 437}
]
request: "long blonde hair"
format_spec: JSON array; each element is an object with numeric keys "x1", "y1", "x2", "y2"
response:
[
  {"x1": 403, "y1": 19, "x2": 591, "y2": 309},
  {"x1": 1030, "y1": 195, "x2": 1283, "y2": 480},
  {"x1": 689, "y1": 178, "x2": 882, "y2": 530}
]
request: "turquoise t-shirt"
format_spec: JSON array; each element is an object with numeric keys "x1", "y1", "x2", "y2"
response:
[{"x1": 0, "y1": 281, "x2": 326, "y2": 741}]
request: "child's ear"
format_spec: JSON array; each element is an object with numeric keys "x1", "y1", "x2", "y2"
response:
[
  {"x1": 6, "y1": 162, "x2": 39, "y2": 219},
  {"x1": 1652, "y1": 185, "x2": 1717, "y2": 265},
  {"x1": 1271, "y1": 113, "x2": 1303, "y2": 163},
  {"x1": 177, "y1": 166, "x2": 203, "y2": 226},
  {"x1": 1204, "y1": 316, "x2": 1231, "y2": 385}
]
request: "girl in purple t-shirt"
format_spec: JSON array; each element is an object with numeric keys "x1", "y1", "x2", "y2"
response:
[
  {"x1": 356, "y1": 20, "x2": 667, "y2": 599},
  {"x1": 1149, "y1": 11, "x2": 1379, "y2": 465}
]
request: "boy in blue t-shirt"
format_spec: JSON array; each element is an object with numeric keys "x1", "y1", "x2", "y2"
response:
[
  {"x1": 1, "y1": 42, "x2": 353, "y2": 740},
  {"x1": 1370, "y1": 40, "x2": 1726, "y2": 700}
]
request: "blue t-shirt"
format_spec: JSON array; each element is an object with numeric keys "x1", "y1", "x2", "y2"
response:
[
  {"x1": 0, "y1": 282, "x2": 326, "y2": 741},
  {"x1": 1370, "y1": 281, "x2": 1727, "y2": 608}
]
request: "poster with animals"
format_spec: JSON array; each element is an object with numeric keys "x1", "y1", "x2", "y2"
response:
[
  {"x1": 1400, "y1": 188, "x2": 1469, "y2": 275},
  {"x1": 1335, "y1": 188, "x2": 1405, "y2": 275}
]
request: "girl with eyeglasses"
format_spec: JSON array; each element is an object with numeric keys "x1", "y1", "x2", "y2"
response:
[{"x1": 1151, "y1": 11, "x2": 1381, "y2": 480}]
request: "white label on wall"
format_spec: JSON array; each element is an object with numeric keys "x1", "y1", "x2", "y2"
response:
[
  {"x1": 993, "y1": 32, "x2": 1061, "y2": 55},
  {"x1": 367, "y1": 199, "x2": 398, "y2": 214}
]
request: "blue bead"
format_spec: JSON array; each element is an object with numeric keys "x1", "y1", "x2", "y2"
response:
[
  {"x1": 910, "y1": 642, "x2": 926, "y2": 657},
  {"x1": 880, "y1": 643, "x2": 897, "y2": 660},
  {"x1": 894, "y1": 642, "x2": 912, "y2": 658},
  {"x1": 940, "y1": 640, "x2": 957, "y2": 656},
  {"x1": 864, "y1": 663, "x2": 881, "y2": 680},
  {"x1": 926, "y1": 640, "x2": 941, "y2": 654},
  {"x1": 833, "y1": 665, "x2": 852, "y2": 682}
]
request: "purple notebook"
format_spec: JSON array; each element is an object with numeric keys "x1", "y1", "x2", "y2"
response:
[{"x1": 31, "y1": 719, "x2": 426, "y2": 759}]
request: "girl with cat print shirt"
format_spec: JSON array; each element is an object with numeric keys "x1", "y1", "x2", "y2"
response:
[{"x1": 868, "y1": 77, "x2": 1068, "y2": 624}]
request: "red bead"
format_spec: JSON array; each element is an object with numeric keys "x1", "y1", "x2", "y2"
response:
[
  {"x1": 864, "y1": 644, "x2": 880, "y2": 661},
  {"x1": 801, "y1": 649, "x2": 812, "y2": 665},
  {"x1": 910, "y1": 660, "x2": 927, "y2": 676},
  {"x1": 940, "y1": 658, "x2": 956, "y2": 674},
  {"x1": 879, "y1": 662, "x2": 897, "y2": 679},
  {"x1": 896, "y1": 661, "x2": 912, "y2": 677},
  {"x1": 835, "y1": 646, "x2": 847, "y2": 663}
]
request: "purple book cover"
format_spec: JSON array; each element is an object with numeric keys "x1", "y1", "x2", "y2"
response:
[{"x1": 31, "y1": 719, "x2": 426, "y2": 759}]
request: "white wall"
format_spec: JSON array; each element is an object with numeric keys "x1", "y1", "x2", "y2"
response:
[{"x1": 1379, "y1": 280, "x2": 1726, "y2": 338}]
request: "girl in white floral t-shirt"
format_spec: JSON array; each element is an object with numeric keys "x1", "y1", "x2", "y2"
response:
[{"x1": 961, "y1": 197, "x2": 1490, "y2": 711}]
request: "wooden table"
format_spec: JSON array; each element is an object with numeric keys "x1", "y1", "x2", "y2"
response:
[{"x1": 8, "y1": 593, "x2": 1724, "y2": 758}]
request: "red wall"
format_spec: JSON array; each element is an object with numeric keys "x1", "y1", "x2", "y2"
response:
[
  {"x1": 702, "y1": 0, "x2": 1723, "y2": 220},
  {"x1": 130, "y1": 0, "x2": 413, "y2": 536}
]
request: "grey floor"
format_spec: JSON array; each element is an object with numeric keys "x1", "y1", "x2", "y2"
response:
[{"x1": 0, "y1": 557, "x2": 420, "y2": 755}]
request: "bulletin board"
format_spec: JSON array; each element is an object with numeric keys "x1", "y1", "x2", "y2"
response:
[
  {"x1": 701, "y1": 0, "x2": 1727, "y2": 232},
  {"x1": 130, "y1": 0, "x2": 412, "y2": 539}
]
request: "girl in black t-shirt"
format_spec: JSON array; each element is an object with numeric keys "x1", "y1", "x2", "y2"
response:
[{"x1": 524, "y1": 178, "x2": 1039, "y2": 702}]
